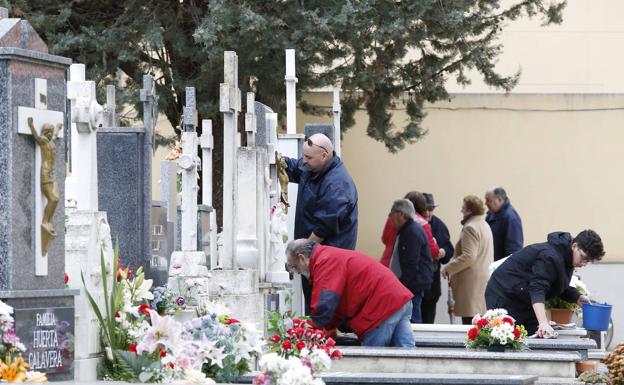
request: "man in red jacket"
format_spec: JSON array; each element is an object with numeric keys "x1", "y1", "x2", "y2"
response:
[{"x1": 286, "y1": 239, "x2": 415, "y2": 347}]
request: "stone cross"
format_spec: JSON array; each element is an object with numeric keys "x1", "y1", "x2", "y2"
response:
[
  {"x1": 66, "y1": 63, "x2": 104, "y2": 211},
  {"x1": 17, "y1": 78, "x2": 64, "y2": 276},
  {"x1": 333, "y1": 83, "x2": 342, "y2": 157},
  {"x1": 200, "y1": 119, "x2": 218, "y2": 268},
  {"x1": 178, "y1": 87, "x2": 199, "y2": 251},
  {"x1": 245, "y1": 92, "x2": 257, "y2": 146},
  {"x1": 220, "y1": 51, "x2": 241, "y2": 269},
  {"x1": 285, "y1": 49, "x2": 298, "y2": 135}
]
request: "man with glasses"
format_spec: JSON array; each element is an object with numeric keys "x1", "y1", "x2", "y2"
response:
[
  {"x1": 281, "y1": 133, "x2": 358, "y2": 315},
  {"x1": 286, "y1": 239, "x2": 414, "y2": 347},
  {"x1": 485, "y1": 230, "x2": 604, "y2": 337}
]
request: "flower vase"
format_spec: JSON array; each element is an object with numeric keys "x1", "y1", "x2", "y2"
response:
[
  {"x1": 174, "y1": 308, "x2": 197, "y2": 324},
  {"x1": 486, "y1": 344, "x2": 506, "y2": 352},
  {"x1": 549, "y1": 308, "x2": 574, "y2": 324}
]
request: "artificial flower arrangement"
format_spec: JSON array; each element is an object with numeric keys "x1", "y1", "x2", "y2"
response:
[
  {"x1": 0, "y1": 300, "x2": 47, "y2": 382},
  {"x1": 253, "y1": 311, "x2": 342, "y2": 385},
  {"x1": 545, "y1": 275, "x2": 589, "y2": 310},
  {"x1": 465, "y1": 308, "x2": 528, "y2": 351},
  {"x1": 83, "y1": 244, "x2": 260, "y2": 383}
]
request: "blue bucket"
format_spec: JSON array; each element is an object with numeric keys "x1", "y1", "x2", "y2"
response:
[{"x1": 582, "y1": 302, "x2": 612, "y2": 331}]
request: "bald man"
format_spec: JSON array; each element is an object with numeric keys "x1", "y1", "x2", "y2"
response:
[{"x1": 282, "y1": 133, "x2": 358, "y2": 314}]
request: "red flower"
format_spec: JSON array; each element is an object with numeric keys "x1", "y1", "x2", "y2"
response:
[
  {"x1": 160, "y1": 349, "x2": 167, "y2": 358},
  {"x1": 503, "y1": 317, "x2": 514, "y2": 325},
  {"x1": 513, "y1": 327, "x2": 521, "y2": 340},
  {"x1": 227, "y1": 318, "x2": 240, "y2": 325},
  {"x1": 292, "y1": 318, "x2": 302, "y2": 327},
  {"x1": 64, "y1": 272, "x2": 69, "y2": 285},
  {"x1": 169, "y1": 363, "x2": 174, "y2": 369},
  {"x1": 467, "y1": 327, "x2": 479, "y2": 341},
  {"x1": 296, "y1": 341, "x2": 307, "y2": 351},
  {"x1": 294, "y1": 327, "x2": 304, "y2": 338},
  {"x1": 270, "y1": 334, "x2": 281, "y2": 343},
  {"x1": 326, "y1": 337, "x2": 336, "y2": 347},
  {"x1": 330, "y1": 350, "x2": 343, "y2": 359},
  {"x1": 139, "y1": 304, "x2": 152, "y2": 317},
  {"x1": 128, "y1": 343, "x2": 137, "y2": 353},
  {"x1": 117, "y1": 267, "x2": 132, "y2": 281},
  {"x1": 281, "y1": 340, "x2": 292, "y2": 350},
  {"x1": 477, "y1": 319, "x2": 489, "y2": 329},
  {"x1": 115, "y1": 311, "x2": 121, "y2": 318}
]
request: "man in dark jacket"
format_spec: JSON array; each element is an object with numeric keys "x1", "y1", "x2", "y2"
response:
[
  {"x1": 485, "y1": 187, "x2": 524, "y2": 261},
  {"x1": 485, "y1": 230, "x2": 604, "y2": 337},
  {"x1": 421, "y1": 193, "x2": 454, "y2": 324},
  {"x1": 283, "y1": 133, "x2": 358, "y2": 314},
  {"x1": 286, "y1": 239, "x2": 414, "y2": 347},
  {"x1": 388, "y1": 199, "x2": 433, "y2": 323}
]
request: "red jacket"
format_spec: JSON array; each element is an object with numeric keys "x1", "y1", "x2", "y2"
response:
[
  {"x1": 380, "y1": 214, "x2": 440, "y2": 267},
  {"x1": 309, "y1": 245, "x2": 413, "y2": 338}
]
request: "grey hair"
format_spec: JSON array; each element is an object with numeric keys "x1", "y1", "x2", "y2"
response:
[
  {"x1": 487, "y1": 187, "x2": 508, "y2": 201},
  {"x1": 391, "y1": 199, "x2": 415, "y2": 219},
  {"x1": 286, "y1": 239, "x2": 318, "y2": 260}
]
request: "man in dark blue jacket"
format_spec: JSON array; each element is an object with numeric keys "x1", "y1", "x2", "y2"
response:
[
  {"x1": 388, "y1": 199, "x2": 432, "y2": 323},
  {"x1": 486, "y1": 230, "x2": 604, "y2": 337},
  {"x1": 485, "y1": 187, "x2": 523, "y2": 261},
  {"x1": 421, "y1": 193, "x2": 453, "y2": 324},
  {"x1": 283, "y1": 133, "x2": 358, "y2": 314}
]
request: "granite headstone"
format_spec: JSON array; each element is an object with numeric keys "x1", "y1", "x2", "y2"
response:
[
  {"x1": 254, "y1": 101, "x2": 274, "y2": 148},
  {"x1": 304, "y1": 123, "x2": 335, "y2": 145}
]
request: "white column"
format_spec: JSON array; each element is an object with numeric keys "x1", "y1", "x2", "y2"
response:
[
  {"x1": 220, "y1": 51, "x2": 242, "y2": 269},
  {"x1": 245, "y1": 92, "x2": 257, "y2": 146},
  {"x1": 332, "y1": 84, "x2": 341, "y2": 157},
  {"x1": 178, "y1": 87, "x2": 199, "y2": 251},
  {"x1": 200, "y1": 119, "x2": 218, "y2": 269},
  {"x1": 285, "y1": 49, "x2": 298, "y2": 135},
  {"x1": 66, "y1": 63, "x2": 104, "y2": 211}
]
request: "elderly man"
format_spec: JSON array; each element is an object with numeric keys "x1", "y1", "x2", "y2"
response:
[
  {"x1": 282, "y1": 133, "x2": 358, "y2": 314},
  {"x1": 388, "y1": 199, "x2": 433, "y2": 324},
  {"x1": 286, "y1": 239, "x2": 414, "y2": 347},
  {"x1": 485, "y1": 187, "x2": 523, "y2": 261},
  {"x1": 486, "y1": 230, "x2": 604, "y2": 337}
]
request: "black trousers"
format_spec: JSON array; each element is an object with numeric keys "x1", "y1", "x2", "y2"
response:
[
  {"x1": 302, "y1": 275, "x2": 312, "y2": 316},
  {"x1": 421, "y1": 296, "x2": 439, "y2": 324}
]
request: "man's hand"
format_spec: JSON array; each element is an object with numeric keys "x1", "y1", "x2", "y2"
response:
[
  {"x1": 438, "y1": 248, "x2": 446, "y2": 259},
  {"x1": 309, "y1": 232, "x2": 324, "y2": 243},
  {"x1": 578, "y1": 295, "x2": 591, "y2": 305},
  {"x1": 536, "y1": 321, "x2": 555, "y2": 338}
]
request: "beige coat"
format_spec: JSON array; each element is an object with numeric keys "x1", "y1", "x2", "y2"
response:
[{"x1": 445, "y1": 215, "x2": 494, "y2": 317}]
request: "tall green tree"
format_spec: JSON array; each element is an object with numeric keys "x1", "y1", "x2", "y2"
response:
[{"x1": 5, "y1": 0, "x2": 565, "y2": 216}]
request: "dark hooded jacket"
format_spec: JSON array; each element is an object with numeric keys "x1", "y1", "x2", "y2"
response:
[
  {"x1": 284, "y1": 154, "x2": 358, "y2": 249},
  {"x1": 487, "y1": 232, "x2": 581, "y2": 307}
]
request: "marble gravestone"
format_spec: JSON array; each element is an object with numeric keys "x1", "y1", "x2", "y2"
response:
[
  {"x1": 304, "y1": 123, "x2": 335, "y2": 145},
  {"x1": 0, "y1": 10, "x2": 78, "y2": 380}
]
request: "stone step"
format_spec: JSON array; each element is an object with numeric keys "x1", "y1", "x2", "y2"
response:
[
  {"x1": 332, "y1": 347, "x2": 579, "y2": 378},
  {"x1": 413, "y1": 337, "x2": 596, "y2": 359},
  {"x1": 232, "y1": 372, "x2": 539, "y2": 385}
]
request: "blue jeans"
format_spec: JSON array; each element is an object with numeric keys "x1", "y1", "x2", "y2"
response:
[
  {"x1": 362, "y1": 301, "x2": 415, "y2": 347},
  {"x1": 410, "y1": 291, "x2": 425, "y2": 323}
]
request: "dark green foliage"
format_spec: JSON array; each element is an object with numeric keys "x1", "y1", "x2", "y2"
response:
[{"x1": 5, "y1": 0, "x2": 565, "y2": 152}]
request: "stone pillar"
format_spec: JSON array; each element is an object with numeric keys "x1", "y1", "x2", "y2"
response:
[
  {"x1": 178, "y1": 87, "x2": 199, "y2": 252},
  {"x1": 285, "y1": 49, "x2": 298, "y2": 135},
  {"x1": 220, "y1": 51, "x2": 241, "y2": 269},
  {"x1": 200, "y1": 119, "x2": 218, "y2": 269},
  {"x1": 245, "y1": 92, "x2": 256, "y2": 146},
  {"x1": 333, "y1": 84, "x2": 341, "y2": 157}
]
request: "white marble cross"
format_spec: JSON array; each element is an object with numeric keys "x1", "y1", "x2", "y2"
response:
[
  {"x1": 178, "y1": 87, "x2": 200, "y2": 252},
  {"x1": 66, "y1": 63, "x2": 104, "y2": 211},
  {"x1": 245, "y1": 92, "x2": 257, "y2": 146},
  {"x1": 200, "y1": 119, "x2": 218, "y2": 268},
  {"x1": 285, "y1": 49, "x2": 298, "y2": 135},
  {"x1": 220, "y1": 51, "x2": 241, "y2": 269},
  {"x1": 333, "y1": 83, "x2": 342, "y2": 157},
  {"x1": 17, "y1": 78, "x2": 64, "y2": 276}
]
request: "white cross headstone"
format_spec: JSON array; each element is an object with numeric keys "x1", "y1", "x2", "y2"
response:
[
  {"x1": 245, "y1": 92, "x2": 257, "y2": 146},
  {"x1": 66, "y1": 63, "x2": 104, "y2": 211},
  {"x1": 285, "y1": 49, "x2": 298, "y2": 135},
  {"x1": 17, "y1": 78, "x2": 64, "y2": 276},
  {"x1": 333, "y1": 83, "x2": 342, "y2": 157},
  {"x1": 200, "y1": 119, "x2": 218, "y2": 269},
  {"x1": 220, "y1": 51, "x2": 241, "y2": 269},
  {"x1": 178, "y1": 87, "x2": 200, "y2": 251}
]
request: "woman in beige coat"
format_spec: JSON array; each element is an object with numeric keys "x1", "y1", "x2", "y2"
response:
[{"x1": 441, "y1": 195, "x2": 494, "y2": 325}]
